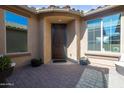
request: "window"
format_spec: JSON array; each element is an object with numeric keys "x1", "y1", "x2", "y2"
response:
[
  {"x1": 87, "y1": 13, "x2": 121, "y2": 52},
  {"x1": 4, "y1": 11, "x2": 28, "y2": 53},
  {"x1": 103, "y1": 13, "x2": 121, "y2": 52},
  {"x1": 87, "y1": 19, "x2": 101, "y2": 51}
]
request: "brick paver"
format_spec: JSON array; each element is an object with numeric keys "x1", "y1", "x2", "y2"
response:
[
  {"x1": 76, "y1": 67, "x2": 108, "y2": 88},
  {"x1": 5, "y1": 63, "x2": 108, "y2": 88}
]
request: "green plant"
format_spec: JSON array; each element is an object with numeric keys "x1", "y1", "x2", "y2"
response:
[
  {"x1": 0, "y1": 56, "x2": 12, "y2": 71},
  {"x1": 31, "y1": 58, "x2": 43, "y2": 67}
]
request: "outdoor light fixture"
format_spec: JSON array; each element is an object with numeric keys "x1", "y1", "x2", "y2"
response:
[{"x1": 58, "y1": 19, "x2": 62, "y2": 22}]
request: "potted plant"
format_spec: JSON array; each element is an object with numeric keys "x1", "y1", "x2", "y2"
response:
[
  {"x1": 0, "y1": 55, "x2": 16, "y2": 84},
  {"x1": 79, "y1": 56, "x2": 90, "y2": 65},
  {"x1": 31, "y1": 58, "x2": 43, "y2": 67}
]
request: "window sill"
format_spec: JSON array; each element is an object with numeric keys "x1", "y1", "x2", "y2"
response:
[
  {"x1": 85, "y1": 51, "x2": 121, "y2": 58},
  {"x1": 6, "y1": 52, "x2": 31, "y2": 58}
]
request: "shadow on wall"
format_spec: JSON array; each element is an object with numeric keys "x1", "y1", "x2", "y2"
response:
[
  {"x1": 66, "y1": 20, "x2": 87, "y2": 61},
  {"x1": 66, "y1": 19, "x2": 87, "y2": 49},
  {"x1": 80, "y1": 20, "x2": 87, "y2": 40},
  {"x1": 66, "y1": 20, "x2": 76, "y2": 61},
  {"x1": 66, "y1": 20, "x2": 75, "y2": 47}
]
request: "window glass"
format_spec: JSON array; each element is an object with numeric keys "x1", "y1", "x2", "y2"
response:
[
  {"x1": 87, "y1": 19, "x2": 101, "y2": 51},
  {"x1": 5, "y1": 11, "x2": 28, "y2": 53},
  {"x1": 103, "y1": 13, "x2": 120, "y2": 52},
  {"x1": 87, "y1": 13, "x2": 121, "y2": 52}
]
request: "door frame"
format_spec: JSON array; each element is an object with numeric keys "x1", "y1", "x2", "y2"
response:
[{"x1": 51, "y1": 23, "x2": 67, "y2": 60}]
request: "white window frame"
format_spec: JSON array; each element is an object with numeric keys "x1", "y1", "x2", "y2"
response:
[{"x1": 87, "y1": 13, "x2": 121, "y2": 53}]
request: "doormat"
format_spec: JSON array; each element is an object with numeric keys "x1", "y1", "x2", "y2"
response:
[{"x1": 52, "y1": 59, "x2": 67, "y2": 63}]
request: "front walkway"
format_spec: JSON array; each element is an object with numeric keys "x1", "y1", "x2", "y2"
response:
[
  {"x1": 108, "y1": 67, "x2": 124, "y2": 88},
  {"x1": 6, "y1": 63, "x2": 108, "y2": 88}
]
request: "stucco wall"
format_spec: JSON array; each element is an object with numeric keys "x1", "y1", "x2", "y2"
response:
[
  {"x1": 75, "y1": 18, "x2": 81, "y2": 61},
  {"x1": 38, "y1": 17, "x2": 44, "y2": 61},
  {"x1": 43, "y1": 18, "x2": 52, "y2": 64},
  {"x1": 10, "y1": 15, "x2": 40, "y2": 68},
  {"x1": 66, "y1": 19, "x2": 81, "y2": 62},
  {"x1": 80, "y1": 20, "x2": 87, "y2": 57},
  {"x1": 87, "y1": 58, "x2": 116, "y2": 68},
  {"x1": 67, "y1": 20, "x2": 77, "y2": 61},
  {"x1": 0, "y1": 9, "x2": 6, "y2": 55},
  {"x1": 28, "y1": 15, "x2": 40, "y2": 59}
]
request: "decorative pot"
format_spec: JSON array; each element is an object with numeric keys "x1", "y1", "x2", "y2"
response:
[{"x1": 0, "y1": 62, "x2": 16, "y2": 87}]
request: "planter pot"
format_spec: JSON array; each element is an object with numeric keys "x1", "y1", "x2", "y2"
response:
[
  {"x1": 0, "y1": 62, "x2": 16, "y2": 87},
  {"x1": 0, "y1": 67, "x2": 14, "y2": 80},
  {"x1": 31, "y1": 59, "x2": 43, "y2": 67},
  {"x1": 80, "y1": 57, "x2": 88, "y2": 65},
  {"x1": 0, "y1": 67, "x2": 14, "y2": 88}
]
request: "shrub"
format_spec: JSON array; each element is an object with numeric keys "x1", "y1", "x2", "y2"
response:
[{"x1": 0, "y1": 56, "x2": 12, "y2": 71}]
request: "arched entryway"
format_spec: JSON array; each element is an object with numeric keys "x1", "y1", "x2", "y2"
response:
[{"x1": 41, "y1": 14, "x2": 81, "y2": 64}]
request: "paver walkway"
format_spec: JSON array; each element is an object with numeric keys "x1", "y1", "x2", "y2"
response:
[
  {"x1": 76, "y1": 66, "x2": 108, "y2": 88},
  {"x1": 6, "y1": 63, "x2": 108, "y2": 88}
]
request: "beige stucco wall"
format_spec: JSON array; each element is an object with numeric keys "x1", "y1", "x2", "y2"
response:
[
  {"x1": 80, "y1": 20, "x2": 87, "y2": 57},
  {"x1": 67, "y1": 18, "x2": 81, "y2": 62},
  {"x1": 87, "y1": 58, "x2": 116, "y2": 68},
  {"x1": 67, "y1": 20, "x2": 77, "y2": 61},
  {"x1": 75, "y1": 18, "x2": 81, "y2": 61},
  {"x1": 9, "y1": 15, "x2": 40, "y2": 68},
  {"x1": 42, "y1": 17, "x2": 52, "y2": 64},
  {"x1": 0, "y1": 9, "x2": 6, "y2": 55},
  {"x1": 38, "y1": 17, "x2": 44, "y2": 61},
  {"x1": 28, "y1": 15, "x2": 40, "y2": 59}
]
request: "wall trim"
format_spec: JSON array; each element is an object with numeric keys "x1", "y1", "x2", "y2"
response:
[{"x1": 6, "y1": 52, "x2": 31, "y2": 58}]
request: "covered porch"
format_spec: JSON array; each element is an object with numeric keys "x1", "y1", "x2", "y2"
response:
[{"x1": 39, "y1": 13, "x2": 81, "y2": 64}]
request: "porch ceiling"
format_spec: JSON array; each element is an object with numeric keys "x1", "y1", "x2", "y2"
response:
[{"x1": 46, "y1": 16, "x2": 74, "y2": 23}]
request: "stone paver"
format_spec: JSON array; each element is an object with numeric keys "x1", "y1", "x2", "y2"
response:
[
  {"x1": 76, "y1": 66, "x2": 108, "y2": 88},
  {"x1": 5, "y1": 63, "x2": 108, "y2": 88}
]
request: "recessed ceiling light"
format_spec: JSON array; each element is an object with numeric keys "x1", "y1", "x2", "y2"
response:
[{"x1": 58, "y1": 19, "x2": 62, "y2": 22}]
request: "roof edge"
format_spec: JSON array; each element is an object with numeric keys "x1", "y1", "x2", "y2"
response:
[
  {"x1": 14, "y1": 5, "x2": 121, "y2": 17},
  {"x1": 36, "y1": 8, "x2": 83, "y2": 16},
  {"x1": 17, "y1": 5, "x2": 37, "y2": 14},
  {"x1": 84, "y1": 5, "x2": 120, "y2": 16}
]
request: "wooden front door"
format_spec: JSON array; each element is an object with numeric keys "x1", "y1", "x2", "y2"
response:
[{"x1": 51, "y1": 24, "x2": 67, "y2": 60}]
